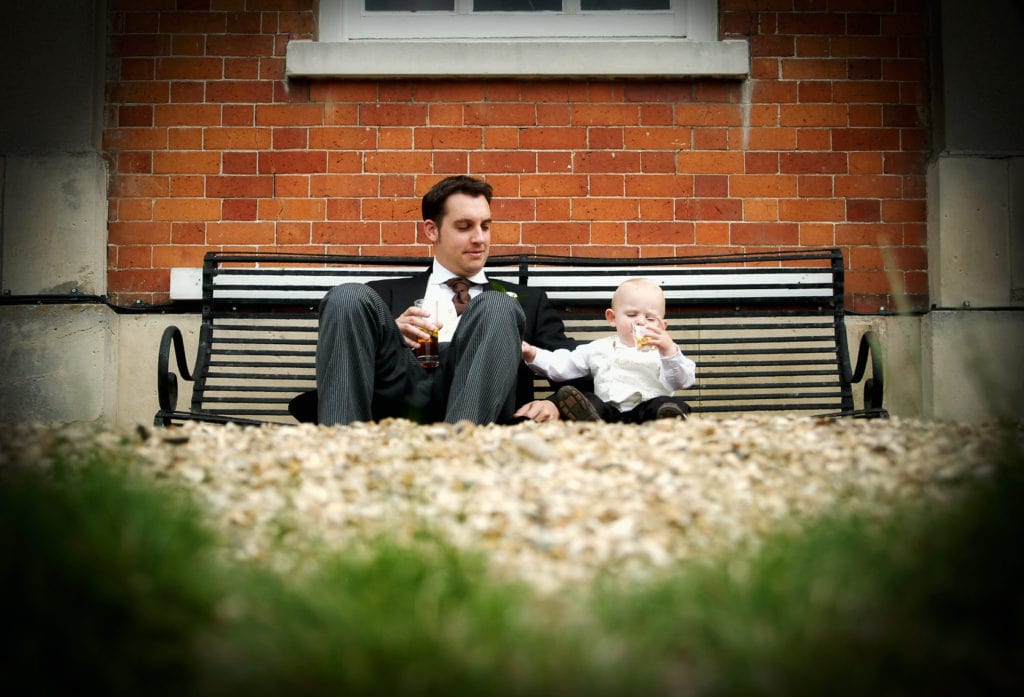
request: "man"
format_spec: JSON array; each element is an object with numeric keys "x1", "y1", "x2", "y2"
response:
[{"x1": 313, "y1": 175, "x2": 577, "y2": 425}]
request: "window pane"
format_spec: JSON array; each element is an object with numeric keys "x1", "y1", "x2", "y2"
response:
[
  {"x1": 473, "y1": 0, "x2": 562, "y2": 10},
  {"x1": 581, "y1": 0, "x2": 669, "y2": 8},
  {"x1": 366, "y1": 0, "x2": 454, "y2": 10}
]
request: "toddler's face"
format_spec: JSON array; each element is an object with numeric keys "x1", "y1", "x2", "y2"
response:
[{"x1": 606, "y1": 284, "x2": 667, "y2": 347}]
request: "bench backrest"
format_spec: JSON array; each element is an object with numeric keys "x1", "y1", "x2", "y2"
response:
[{"x1": 191, "y1": 249, "x2": 852, "y2": 422}]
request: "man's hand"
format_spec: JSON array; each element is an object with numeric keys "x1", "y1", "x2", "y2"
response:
[
  {"x1": 513, "y1": 399, "x2": 560, "y2": 422},
  {"x1": 396, "y1": 305, "x2": 441, "y2": 348}
]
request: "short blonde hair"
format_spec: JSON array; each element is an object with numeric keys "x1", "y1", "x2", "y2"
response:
[{"x1": 610, "y1": 277, "x2": 665, "y2": 311}]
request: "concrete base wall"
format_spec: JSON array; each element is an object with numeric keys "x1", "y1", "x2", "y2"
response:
[
  {"x1": 5, "y1": 306, "x2": 1019, "y2": 428},
  {"x1": 116, "y1": 313, "x2": 201, "y2": 429},
  {"x1": 0, "y1": 305, "x2": 117, "y2": 424},
  {"x1": 922, "y1": 310, "x2": 1024, "y2": 421},
  {"x1": 846, "y1": 314, "x2": 924, "y2": 418},
  {"x1": 113, "y1": 313, "x2": 931, "y2": 427}
]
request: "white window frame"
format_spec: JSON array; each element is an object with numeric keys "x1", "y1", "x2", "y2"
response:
[
  {"x1": 341, "y1": 1, "x2": 687, "y2": 41},
  {"x1": 286, "y1": 0, "x2": 749, "y2": 79}
]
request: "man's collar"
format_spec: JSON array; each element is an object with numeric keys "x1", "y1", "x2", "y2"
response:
[{"x1": 430, "y1": 259, "x2": 488, "y2": 285}]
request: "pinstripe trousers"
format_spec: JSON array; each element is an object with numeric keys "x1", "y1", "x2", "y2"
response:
[{"x1": 315, "y1": 283, "x2": 526, "y2": 426}]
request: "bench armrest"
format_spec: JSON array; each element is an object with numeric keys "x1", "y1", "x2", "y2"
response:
[
  {"x1": 155, "y1": 325, "x2": 195, "y2": 426},
  {"x1": 850, "y1": 330, "x2": 887, "y2": 416}
]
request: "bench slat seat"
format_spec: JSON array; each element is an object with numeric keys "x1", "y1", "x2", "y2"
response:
[{"x1": 156, "y1": 248, "x2": 886, "y2": 426}]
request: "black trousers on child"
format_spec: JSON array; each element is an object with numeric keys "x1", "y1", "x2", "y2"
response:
[{"x1": 580, "y1": 390, "x2": 691, "y2": 424}]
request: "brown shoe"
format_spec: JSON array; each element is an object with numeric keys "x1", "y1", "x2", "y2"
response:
[
  {"x1": 554, "y1": 386, "x2": 601, "y2": 421},
  {"x1": 656, "y1": 402, "x2": 688, "y2": 420}
]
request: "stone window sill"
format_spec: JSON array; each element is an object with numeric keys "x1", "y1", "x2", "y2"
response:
[{"x1": 285, "y1": 39, "x2": 749, "y2": 79}]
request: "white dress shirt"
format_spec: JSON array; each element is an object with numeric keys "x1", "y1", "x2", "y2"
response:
[
  {"x1": 527, "y1": 336, "x2": 696, "y2": 412},
  {"x1": 423, "y1": 260, "x2": 489, "y2": 343}
]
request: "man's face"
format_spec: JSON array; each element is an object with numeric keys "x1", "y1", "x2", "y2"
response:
[{"x1": 424, "y1": 192, "x2": 491, "y2": 277}]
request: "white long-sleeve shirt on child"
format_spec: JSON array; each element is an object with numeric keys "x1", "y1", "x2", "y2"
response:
[{"x1": 527, "y1": 336, "x2": 696, "y2": 413}]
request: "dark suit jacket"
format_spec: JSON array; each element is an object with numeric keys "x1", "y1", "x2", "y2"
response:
[{"x1": 367, "y1": 269, "x2": 580, "y2": 411}]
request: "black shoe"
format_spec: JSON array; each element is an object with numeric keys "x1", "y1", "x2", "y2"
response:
[
  {"x1": 656, "y1": 402, "x2": 687, "y2": 420},
  {"x1": 554, "y1": 386, "x2": 601, "y2": 422}
]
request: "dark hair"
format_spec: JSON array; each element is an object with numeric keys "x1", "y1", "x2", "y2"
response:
[{"x1": 421, "y1": 175, "x2": 493, "y2": 225}]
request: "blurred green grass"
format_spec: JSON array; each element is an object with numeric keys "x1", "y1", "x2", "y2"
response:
[{"x1": 2, "y1": 437, "x2": 1021, "y2": 696}]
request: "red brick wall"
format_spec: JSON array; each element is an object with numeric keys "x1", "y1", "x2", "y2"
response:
[{"x1": 104, "y1": 0, "x2": 930, "y2": 312}]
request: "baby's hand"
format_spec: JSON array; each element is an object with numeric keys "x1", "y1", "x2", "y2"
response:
[
  {"x1": 644, "y1": 325, "x2": 679, "y2": 357},
  {"x1": 521, "y1": 341, "x2": 537, "y2": 362}
]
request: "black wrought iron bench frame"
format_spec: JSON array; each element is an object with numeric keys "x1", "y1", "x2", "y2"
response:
[{"x1": 155, "y1": 248, "x2": 886, "y2": 426}]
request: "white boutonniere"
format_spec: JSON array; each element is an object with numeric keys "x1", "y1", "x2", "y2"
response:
[{"x1": 488, "y1": 279, "x2": 525, "y2": 301}]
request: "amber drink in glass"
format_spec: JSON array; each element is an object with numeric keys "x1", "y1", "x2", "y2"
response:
[
  {"x1": 414, "y1": 298, "x2": 440, "y2": 368},
  {"x1": 633, "y1": 320, "x2": 655, "y2": 351}
]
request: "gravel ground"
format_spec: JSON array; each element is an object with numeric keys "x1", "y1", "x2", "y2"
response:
[{"x1": 1, "y1": 415, "x2": 1015, "y2": 594}]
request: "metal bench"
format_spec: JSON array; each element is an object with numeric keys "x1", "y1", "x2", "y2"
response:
[{"x1": 155, "y1": 248, "x2": 887, "y2": 426}]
